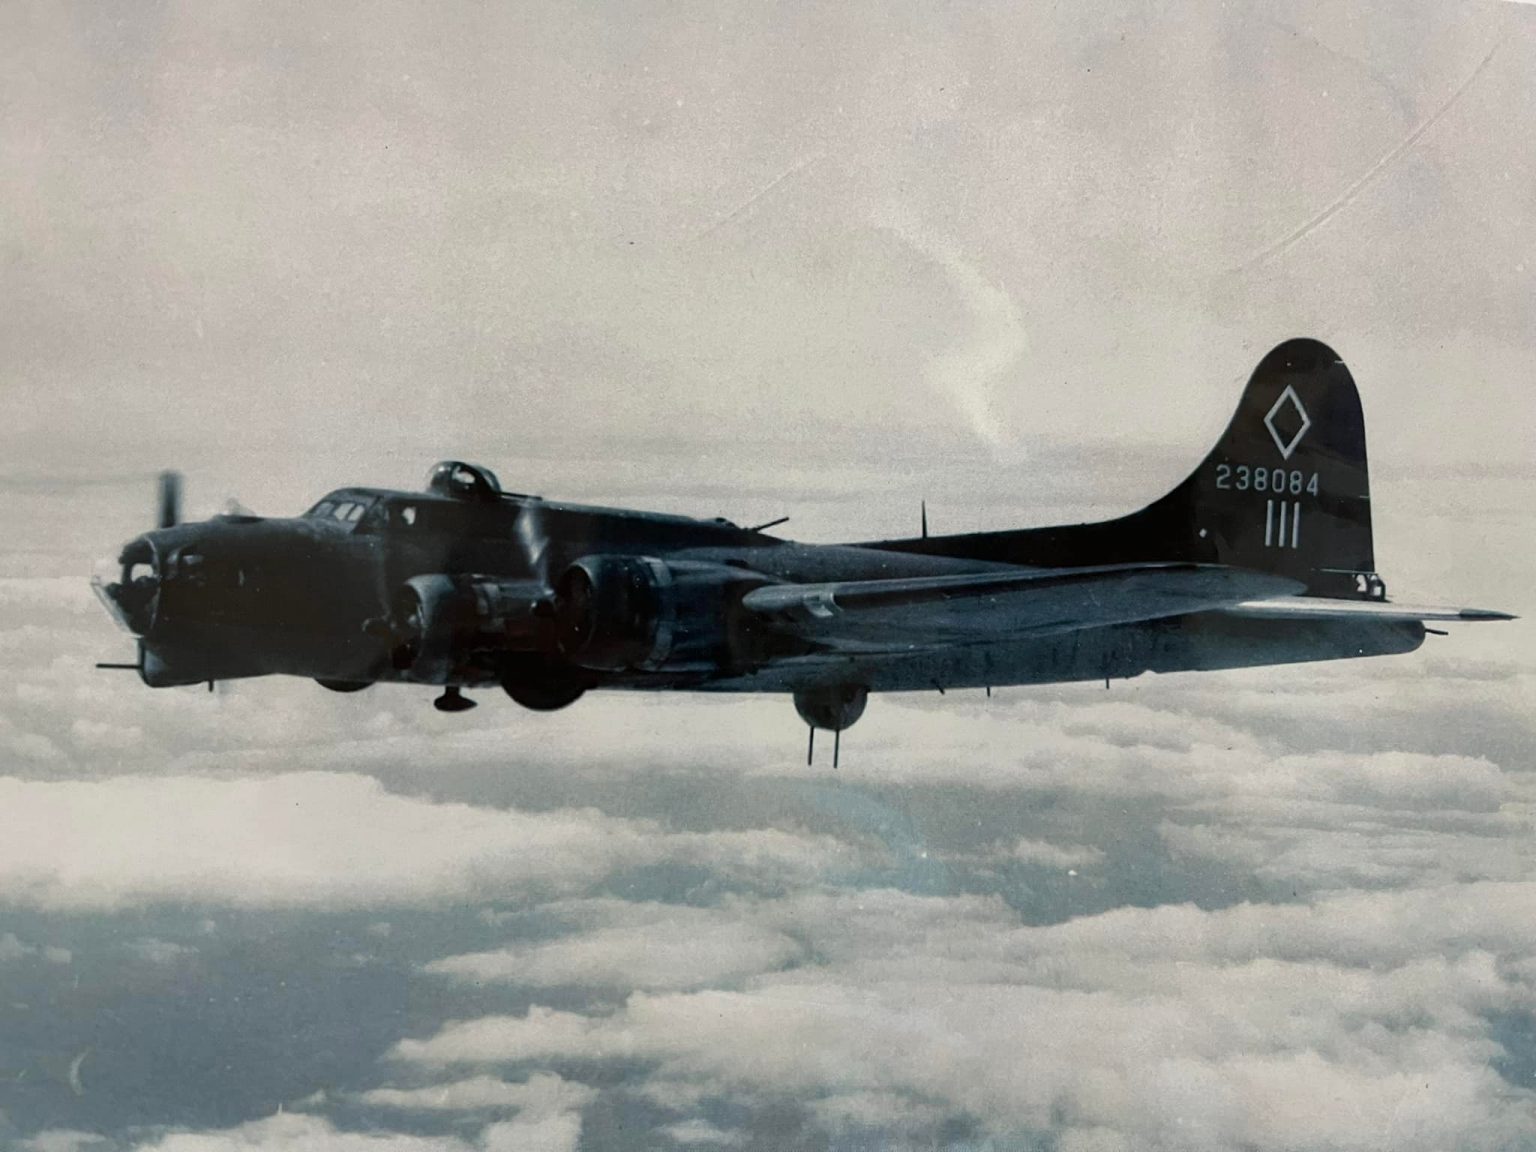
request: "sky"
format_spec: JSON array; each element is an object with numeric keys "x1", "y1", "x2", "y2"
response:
[{"x1": 2, "y1": 1, "x2": 1535, "y2": 1149}]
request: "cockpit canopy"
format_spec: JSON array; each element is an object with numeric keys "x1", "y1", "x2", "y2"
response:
[{"x1": 425, "y1": 461, "x2": 502, "y2": 501}]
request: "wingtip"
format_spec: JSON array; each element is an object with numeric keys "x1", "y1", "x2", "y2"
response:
[{"x1": 1457, "y1": 608, "x2": 1517, "y2": 622}]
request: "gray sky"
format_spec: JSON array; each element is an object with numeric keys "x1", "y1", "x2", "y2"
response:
[
  {"x1": 3, "y1": 0, "x2": 1532, "y2": 493},
  {"x1": 2, "y1": 2, "x2": 1535, "y2": 1150}
]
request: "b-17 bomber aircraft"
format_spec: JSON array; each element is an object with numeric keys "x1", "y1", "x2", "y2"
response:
[{"x1": 94, "y1": 339, "x2": 1511, "y2": 764}]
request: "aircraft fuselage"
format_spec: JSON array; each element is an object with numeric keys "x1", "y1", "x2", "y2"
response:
[{"x1": 98, "y1": 482, "x2": 1423, "y2": 698}]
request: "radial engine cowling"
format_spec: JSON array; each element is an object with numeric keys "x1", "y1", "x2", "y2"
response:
[
  {"x1": 389, "y1": 574, "x2": 547, "y2": 683},
  {"x1": 553, "y1": 555, "x2": 751, "y2": 673}
]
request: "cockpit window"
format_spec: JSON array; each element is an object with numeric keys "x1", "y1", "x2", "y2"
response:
[
  {"x1": 349, "y1": 498, "x2": 419, "y2": 535},
  {"x1": 304, "y1": 492, "x2": 377, "y2": 527}
]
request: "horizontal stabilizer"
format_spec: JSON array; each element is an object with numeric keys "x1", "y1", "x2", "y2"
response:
[
  {"x1": 742, "y1": 563, "x2": 1303, "y2": 651},
  {"x1": 1227, "y1": 598, "x2": 1515, "y2": 623}
]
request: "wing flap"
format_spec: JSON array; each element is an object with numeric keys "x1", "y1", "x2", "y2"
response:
[{"x1": 741, "y1": 563, "x2": 1304, "y2": 650}]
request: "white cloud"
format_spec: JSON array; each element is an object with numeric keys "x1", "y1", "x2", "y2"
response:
[
  {"x1": 807, "y1": 1090, "x2": 947, "y2": 1134},
  {"x1": 391, "y1": 1008, "x2": 609, "y2": 1069},
  {"x1": 392, "y1": 884, "x2": 1536, "y2": 1148},
  {"x1": 743, "y1": 689, "x2": 1533, "y2": 823},
  {"x1": 128, "y1": 1113, "x2": 467, "y2": 1151},
  {"x1": 626, "y1": 1079, "x2": 715, "y2": 1113},
  {"x1": 117, "y1": 1108, "x2": 584, "y2": 1152},
  {"x1": 479, "y1": 1113, "x2": 581, "y2": 1152},
  {"x1": 0, "y1": 773, "x2": 852, "y2": 910},
  {"x1": 1159, "y1": 808, "x2": 1536, "y2": 891},
  {"x1": 8, "y1": 732, "x2": 66, "y2": 764},
  {"x1": 0, "y1": 579, "x2": 95, "y2": 614},
  {"x1": 0, "y1": 931, "x2": 71, "y2": 965},
  {"x1": 424, "y1": 902, "x2": 803, "y2": 991},
  {"x1": 125, "y1": 938, "x2": 197, "y2": 965},
  {"x1": 19, "y1": 1132, "x2": 109, "y2": 1152},
  {"x1": 354, "y1": 1074, "x2": 592, "y2": 1152},
  {"x1": 1008, "y1": 838, "x2": 1105, "y2": 871},
  {"x1": 660, "y1": 1119, "x2": 744, "y2": 1146},
  {"x1": 70, "y1": 718, "x2": 142, "y2": 753},
  {"x1": 358, "y1": 1073, "x2": 595, "y2": 1115},
  {"x1": 873, "y1": 211, "x2": 1029, "y2": 457},
  {"x1": 1057, "y1": 1128, "x2": 1133, "y2": 1152},
  {"x1": 0, "y1": 931, "x2": 34, "y2": 962}
]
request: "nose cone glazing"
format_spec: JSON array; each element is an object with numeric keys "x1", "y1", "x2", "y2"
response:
[{"x1": 92, "y1": 536, "x2": 160, "y2": 635}]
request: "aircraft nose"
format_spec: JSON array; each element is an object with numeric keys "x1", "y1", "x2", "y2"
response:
[{"x1": 91, "y1": 535, "x2": 161, "y2": 635}]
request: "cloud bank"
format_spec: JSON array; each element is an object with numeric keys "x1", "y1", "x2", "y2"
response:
[
  {"x1": 0, "y1": 772, "x2": 851, "y2": 910},
  {"x1": 393, "y1": 885, "x2": 1536, "y2": 1148}
]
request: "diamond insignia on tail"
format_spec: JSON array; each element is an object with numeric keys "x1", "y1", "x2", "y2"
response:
[{"x1": 1263, "y1": 384, "x2": 1312, "y2": 460}]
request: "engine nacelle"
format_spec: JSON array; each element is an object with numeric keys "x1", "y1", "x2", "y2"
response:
[
  {"x1": 553, "y1": 555, "x2": 753, "y2": 672},
  {"x1": 388, "y1": 574, "x2": 547, "y2": 682}
]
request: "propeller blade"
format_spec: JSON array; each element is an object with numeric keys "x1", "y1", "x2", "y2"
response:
[
  {"x1": 156, "y1": 471, "x2": 183, "y2": 529},
  {"x1": 514, "y1": 500, "x2": 551, "y2": 589}
]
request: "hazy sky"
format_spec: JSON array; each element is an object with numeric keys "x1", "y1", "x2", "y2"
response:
[{"x1": 2, "y1": 2, "x2": 1535, "y2": 1150}]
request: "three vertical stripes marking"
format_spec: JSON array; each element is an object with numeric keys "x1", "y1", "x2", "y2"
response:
[{"x1": 1265, "y1": 499, "x2": 1302, "y2": 549}]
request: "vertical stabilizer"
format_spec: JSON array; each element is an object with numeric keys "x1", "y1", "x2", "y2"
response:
[
  {"x1": 876, "y1": 338, "x2": 1382, "y2": 599},
  {"x1": 1141, "y1": 337, "x2": 1377, "y2": 598}
]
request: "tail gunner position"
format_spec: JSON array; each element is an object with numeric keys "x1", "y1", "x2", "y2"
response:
[{"x1": 94, "y1": 340, "x2": 1511, "y2": 764}]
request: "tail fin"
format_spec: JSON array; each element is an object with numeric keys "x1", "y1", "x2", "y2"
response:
[
  {"x1": 1137, "y1": 337, "x2": 1378, "y2": 598},
  {"x1": 887, "y1": 338, "x2": 1382, "y2": 599}
]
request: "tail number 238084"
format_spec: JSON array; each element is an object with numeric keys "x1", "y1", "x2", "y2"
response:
[{"x1": 1214, "y1": 463, "x2": 1319, "y2": 496}]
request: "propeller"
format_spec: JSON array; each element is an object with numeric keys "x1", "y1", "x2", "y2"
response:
[
  {"x1": 514, "y1": 498, "x2": 552, "y2": 589},
  {"x1": 156, "y1": 470, "x2": 183, "y2": 529},
  {"x1": 515, "y1": 499, "x2": 580, "y2": 654},
  {"x1": 383, "y1": 585, "x2": 427, "y2": 671}
]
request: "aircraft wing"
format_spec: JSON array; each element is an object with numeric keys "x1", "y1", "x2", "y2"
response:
[
  {"x1": 1224, "y1": 598, "x2": 1515, "y2": 623},
  {"x1": 739, "y1": 562, "x2": 1305, "y2": 652}
]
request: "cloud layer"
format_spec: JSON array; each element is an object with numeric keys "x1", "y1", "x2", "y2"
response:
[
  {"x1": 0, "y1": 772, "x2": 851, "y2": 910},
  {"x1": 393, "y1": 885, "x2": 1536, "y2": 1149}
]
